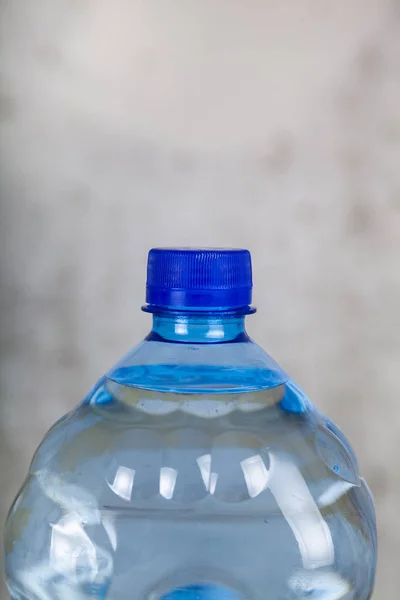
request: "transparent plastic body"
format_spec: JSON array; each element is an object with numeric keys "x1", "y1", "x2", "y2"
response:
[{"x1": 4, "y1": 312, "x2": 377, "y2": 600}]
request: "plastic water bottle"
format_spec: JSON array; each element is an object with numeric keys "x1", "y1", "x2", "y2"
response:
[{"x1": 4, "y1": 248, "x2": 377, "y2": 600}]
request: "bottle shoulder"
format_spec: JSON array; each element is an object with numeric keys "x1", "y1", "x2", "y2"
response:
[
  {"x1": 22, "y1": 382, "x2": 365, "y2": 513},
  {"x1": 106, "y1": 337, "x2": 289, "y2": 394}
]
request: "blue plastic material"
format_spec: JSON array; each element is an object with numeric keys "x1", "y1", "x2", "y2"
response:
[
  {"x1": 4, "y1": 248, "x2": 377, "y2": 600},
  {"x1": 160, "y1": 584, "x2": 241, "y2": 600},
  {"x1": 145, "y1": 248, "x2": 252, "y2": 310}
]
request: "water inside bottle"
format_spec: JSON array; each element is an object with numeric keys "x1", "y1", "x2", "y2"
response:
[{"x1": 66, "y1": 374, "x2": 365, "y2": 600}]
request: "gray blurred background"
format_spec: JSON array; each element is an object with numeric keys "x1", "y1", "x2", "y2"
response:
[{"x1": 0, "y1": 0, "x2": 399, "y2": 598}]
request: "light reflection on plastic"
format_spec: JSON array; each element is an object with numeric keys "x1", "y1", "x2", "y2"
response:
[
  {"x1": 209, "y1": 472, "x2": 218, "y2": 495},
  {"x1": 206, "y1": 324, "x2": 225, "y2": 339},
  {"x1": 289, "y1": 569, "x2": 351, "y2": 599},
  {"x1": 318, "y1": 480, "x2": 354, "y2": 508},
  {"x1": 101, "y1": 515, "x2": 118, "y2": 552},
  {"x1": 174, "y1": 322, "x2": 188, "y2": 335},
  {"x1": 240, "y1": 455, "x2": 270, "y2": 498},
  {"x1": 268, "y1": 453, "x2": 334, "y2": 569},
  {"x1": 13, "y1": 471, "x2": 115, "y2": 600},
  {"x1": 50, "y1": 513, "x2": 98, "y2": 583},
  {"x1": 197, "y1": 454, "x2": 219, "y2": 494},
  {"x1": 159, "y1": 467, "x2": 178, "y2": 500},
  {"x1": 108, "y1": 466, "x2": 135, "y2": 501}
]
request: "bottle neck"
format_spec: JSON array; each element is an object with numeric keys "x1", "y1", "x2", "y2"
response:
[
  {"x1": 105, "y1": 306, "x2": 290, "y2": 395},
  {"x1": 149, "y1": 312, "x2": 248, "y2": 344}
]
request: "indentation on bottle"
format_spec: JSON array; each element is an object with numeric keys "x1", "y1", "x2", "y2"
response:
[
  {"x1": 48, "y1": 511, "x2": 114, "y2": 595},
  {"x1": 105, "y1": 430, "x2": 162, "y2": 502},
  {"x1": 211, "y1": 432, "x2": 269, "y2": 502},
  {"x1": 315, "y1": 426, "x2": 360, "y2": 486},
  {"x1": 106, "y1": 380, "x2": 280, "y2": 418},
  {"x1": 182, "y1": 399, "x2": 234, "y2": 418},
  {"x1": 268, "y1": 453, "x2": 334, "y2": 570},
  {"x1": 279, "y1": 380, "x2": 309, "y2": 414},
  {"x1": 236, "y1": 386, "x2": 284, "y2": 413},
  {"x1": 162, "y1": 429, "x2": 212, "y2": 502}
]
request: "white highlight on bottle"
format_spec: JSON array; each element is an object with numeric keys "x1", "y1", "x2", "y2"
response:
[
  {"x1": 318, "y1": 480, "x2": 355, "y2": 508},
  {"x1": 159, "y1": 467, "x2": 178, "y2": 500},
  {"x1": 108, "y1": 466, "x2": 135, "y2": 502},
  {"x1": 240, "y1": 454, "x2": 270, "y2": 498},
  {"x1": 268, "y1": 453, "x2": 334, "y2": 569},
  {"x1": 197, "y1": 453, "x2": 219, "y2": 494},
  {"x1": 289, "y1": 569, "x2": 351, "y2": 599},
  {"x1": 174, "y1": 322, "x2": 188, "y2": 335},
  {"x1": 205, "y1": 324, "x2": 225, "y2": 339}
]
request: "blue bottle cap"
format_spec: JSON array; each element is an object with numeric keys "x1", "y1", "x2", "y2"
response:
[{"x1": 145, "y1": 248, "x2": 253, "y2": 311}]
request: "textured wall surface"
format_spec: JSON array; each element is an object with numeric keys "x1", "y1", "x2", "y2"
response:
[{"x1": 1, "y1": 1, "x2": 400, "y2": 598}]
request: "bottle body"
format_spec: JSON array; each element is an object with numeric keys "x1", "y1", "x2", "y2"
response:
[
  {"x1": 4, "y1": 248, "x2": 377, "y2": 600},
  {"x1": 4, "y1": 320, "x2": 376, "y2": 600}
]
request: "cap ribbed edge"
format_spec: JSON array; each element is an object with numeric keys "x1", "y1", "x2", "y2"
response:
[{"x1": 145, "y1": 248, "x2": 253, "y2": 310}]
